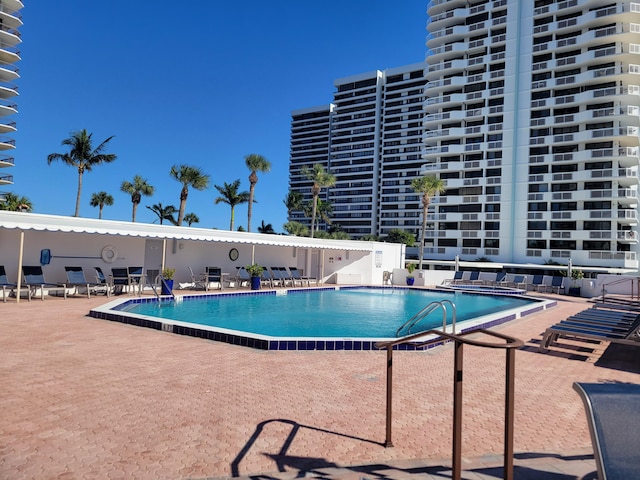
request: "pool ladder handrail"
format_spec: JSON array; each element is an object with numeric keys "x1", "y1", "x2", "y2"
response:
[
  {"x1": 148, "y1": 273, "x2": 176, "y2": 302},
  {"x1": 395, "y1": 299, "x2": 456, "y2": 337},
  {"x1": 376, "y1": 328, "x2": 524, "y2": 480}
]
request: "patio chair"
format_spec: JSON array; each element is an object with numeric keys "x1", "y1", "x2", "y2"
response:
[
  {"x1": 0, "y1": 265, "x2": 17, "y2": 303},
  {"x1": 127, "y1": 266, "x2": 145, "y2": 294},
  {"x1": 187, "y1": 266, "x2": 208, "y2": 290},
  {"x1": 204, "y1": 267, "x2": 223, "y2": 290},
  {"x1": 22, "y1": 265, "x2": 67, "y2": 301},
  {"x1": 64, "y1": 266, "x2": 110, "y2": 298},
  {"x1": 573, "y1": 382, "x2": 640, "y2": 480},
  {"x1": 110, "y1": 267, "x2": 135, "y2": 295},
  {"x1": 546, "y1": 276, "x2": 565, "y2": 294}
]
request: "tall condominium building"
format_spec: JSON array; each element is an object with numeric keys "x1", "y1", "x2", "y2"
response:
[
  {"x1": 289, "y1": 0, "x2": 640, "y2": 270},
  {"x1": 424, "y1": 0, "x2": 640, "y2": 270},
  {"x1": 289, "y1": 63, "x2": 427, "y2": 237},
  {"x1": 0, "y1": 0, "x2": 21, "y2": 203}
]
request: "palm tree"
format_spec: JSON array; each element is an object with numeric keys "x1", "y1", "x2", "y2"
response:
[
  {"x1": 47, "y1": 129, "x2": 117, "y2": 217},
  {"x1": 169, "y1": 164, "x2": 210, "y2": 226},
  {"x1": 89, "y1": 191, "x2": 114, "y2": 219},
  {"x1": 245, "y1": 153, "x2": 271, "y2": 232},
  {"x1": 283, "y1": 191, "x2": 304, "y2": 217},
  {"x1": 214, "y1": 179, "x2": 249, "y2": 231},
  {"x1": 411, "y1": 175, "x2": 446, "y2": 270},
  {"x1": 0, "y1": 192, "x2": 33, "y2": 212},
  {"x1": 301, "y1": 164, "x2": 336, "y2": 238},
  {"x1": 303, "y1": 198, "x2": 333, "y2": 232},
  {"x1": 257, "y1": 220, "x2": 275, "y2": 234},
  {"x1": 146, "y1": 203, "x2": 178, "y2": 225},
  {"x1": 283, "y1": 221, "x2": 309, "y2": 237},
  {"x1": 184, "y1": 212, "x2": 200, "y2": 226},
  {"x1": 121, "y1": 175, "x2": 154, "y2": 222}
]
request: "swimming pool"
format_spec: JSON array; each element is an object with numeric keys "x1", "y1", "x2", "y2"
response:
[{"x1": 90, "y1": 286, "x2": 555, "y2": 350}]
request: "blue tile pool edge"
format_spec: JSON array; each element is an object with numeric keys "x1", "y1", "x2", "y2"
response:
[{"x1": 89, "y1": 286, "x2": 555, "y2": 351}]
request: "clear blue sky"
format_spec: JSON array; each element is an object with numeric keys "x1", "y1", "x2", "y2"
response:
[{"x1": 13, "y1": 1, "x2": 427, "y2": 231}]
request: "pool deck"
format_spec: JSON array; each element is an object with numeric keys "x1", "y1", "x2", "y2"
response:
[{"x1": 2, "y1": 287, "x2": 640, "y2": 479}]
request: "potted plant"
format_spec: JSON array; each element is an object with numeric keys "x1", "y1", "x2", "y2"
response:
[
  {"x1": 161, "y1": 268, "x2": 175, "y2": 295},
  {"x1": 405, "y1": 263, "x2": 416, "y2": 286},
  {"x1": 246, "y1": 264, "x2": 264, "y2": 290},
  {"x1": 568, "y1": 268, "x2": 584, "y2": 296}
]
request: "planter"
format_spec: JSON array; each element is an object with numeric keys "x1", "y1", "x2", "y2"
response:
[
  {"x1": 406, "y1": 277, "x2": 415, "y2": 286},
  {"x1": 161, "y1": 279, "x2": 174, "y2": 295},
  {"x1": 250, "y1": 277, "x2": 261, "y2": 290},
  {"x1": 568, "y1": 286, "x2": 581, "y2": 297}
]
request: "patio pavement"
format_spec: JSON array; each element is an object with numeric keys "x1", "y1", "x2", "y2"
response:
[{"x1": 2, "y1": 287, "x2": 640, "y2": 479}]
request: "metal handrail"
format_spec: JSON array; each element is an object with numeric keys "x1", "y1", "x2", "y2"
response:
[
  {"x1": 395, "y1": 299, "x2": 457, "y2": 337},
  {"x1": 376, "y1": 328, "x2": 524, "y2": 480},
  {"x1": 600, "y1": 276, "x2": 639, "y2": 301}
]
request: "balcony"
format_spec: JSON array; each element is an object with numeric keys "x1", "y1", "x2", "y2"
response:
[
  {"x1": 617, "y1": 209, "x2": 638, "y2": 225},
  {"x1": 0, "y1": 153, "x2": 13, "y2": 167},
  {"x1": 0, "y1": 173, "x2": 13, "y2": 185},
  {"x1": 618, "y1": 231, "x2": 639, "y2": 243}
]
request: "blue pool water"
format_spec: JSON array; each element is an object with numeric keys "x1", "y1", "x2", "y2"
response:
[{"x1": 119, "y1": 287, "x2": 536, "y2": 339}]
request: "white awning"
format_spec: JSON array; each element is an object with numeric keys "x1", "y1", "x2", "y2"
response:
[{"x1": 0, "y1": 211, "x2": 373, "y2": 251}]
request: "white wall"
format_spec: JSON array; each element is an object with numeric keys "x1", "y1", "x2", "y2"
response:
[{"x1": 0, "y1": 229, "x2": 405, "y2": 286}]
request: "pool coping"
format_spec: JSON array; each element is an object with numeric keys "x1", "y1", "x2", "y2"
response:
[{"x1": 89, "y1": 285, "x2": 556, "y2": 351}]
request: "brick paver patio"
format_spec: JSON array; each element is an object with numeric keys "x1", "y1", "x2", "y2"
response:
[{"x1": 2, "y1": 289, "x2": 639, "y2": 479}]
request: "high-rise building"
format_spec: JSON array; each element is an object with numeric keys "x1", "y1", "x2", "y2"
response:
[
  {"x1": 289, "y1": 0, "x2": 640, "y2": 270},
  {"x1": 289, "y1": 63, "x2": 427, "y2": 237},
  {"x1": 424, "y1": 0, "x2": 640, "y2": 269},
  {"x1": 0, "y1": 0, "x2": 22, "y2": 203}
]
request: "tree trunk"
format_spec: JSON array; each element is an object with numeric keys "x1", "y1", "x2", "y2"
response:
[
  {"x1": 75, "y1": 170, "x2": 83, "y2": 217},
  {"x1": 132, "y1": 202, "x2": 138, "y2": 222},
  {"x1": 310, "y1": 194, "x2": 318, "y2": 238},
  {"x1": 247, "y1": 182, "x2": 255, "y2": 232},
  {"x1": 230, "y1": 206, "x2": 235, "y2": 231}
]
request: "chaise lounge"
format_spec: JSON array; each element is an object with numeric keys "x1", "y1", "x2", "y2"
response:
[{"x1": 22, "y1": 265, "x2": 67, "y2": 301}]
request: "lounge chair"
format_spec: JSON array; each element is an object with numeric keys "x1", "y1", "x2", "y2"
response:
[
  {"x1": 289, "y1": 266, "x2": 317, "y2": 287},
  {"x1": 235, "y1": 267, "x2": 251, "y2": 287},
  {"x1": 468, "y1": 271, "x2": 483, "y2": 285},
  {"x1": 493, "y1": 271, "x2": 508, "y2": 286},
  {"x1": 539, "y1": 311, "x2": 640, "y2": 352},
  {"x1": 65, "y1": 266, "x2": 110, "y2": 298},
  {"x1": 507, "y1": 274, "x2": 527, "y2": 290},
  {"x1": 573, "y1": 382, "x2": 640, "y2": 480},
  {"x1": 271, "y1": 267, "x2": 293, "y2": 287},
  {"x1": 268, "y1": 267, "x2": 286, "y2": 287},
  {"x1": 0, "y1": 265, "x2": 17, "y2": 302},
  {"x1": 287, "y1": 267, "x2": 308, "y2": 287},
  {"x1": 546, "y1": 276, "x2": 565, "y2": 294},
  {"x1": 527, "y1": 274, "x2": 545, "y2": 292},
  {"x1": 260, "y1": 267, "x2": 274, "y2": 288},
  {"x1": 444, "y1": 271, "x2": 464, "y2": 285},
  {"x1": 22, "y1": 265, "x2": 67, "y2": 301}
]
